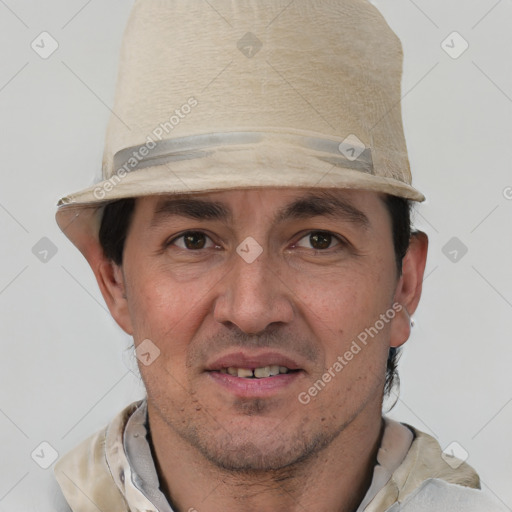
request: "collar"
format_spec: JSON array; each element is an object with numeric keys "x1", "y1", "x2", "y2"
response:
[
  {"x1": 356, "y1": 417, "x2": 414, "y2": 511},
  {"x1": 123, "y1": 400, "x2": 174, "y2": 511}
]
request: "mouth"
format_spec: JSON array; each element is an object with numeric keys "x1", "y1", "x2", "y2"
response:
[
  {"x1": 204, "y1": 352, "x2": 305, "y2": 397},
  {"x1": 214, "y1": 365, "x2": 298, "y2": 378}
]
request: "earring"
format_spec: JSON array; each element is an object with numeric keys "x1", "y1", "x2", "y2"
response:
[{"x1": 402, "y1": 306, "x2": 414, "y2": 327}]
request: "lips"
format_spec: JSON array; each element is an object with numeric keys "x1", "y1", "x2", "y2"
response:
[
  {"x1": 220, "y1": 365, "x2": 290, "y2": 379},
  {"x1": 206, "y1": 352, "x2": 301, "y2": 371},
  {"x1": 205, "y1": 351, "x2": 303, "y2": 374},
  {"x1": 204, "y1": 351, "x2": 306, "y2": 397}
]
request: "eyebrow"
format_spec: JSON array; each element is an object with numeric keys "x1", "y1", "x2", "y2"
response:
[
  {"x1": 150, "y1": 191, "x2": 370, "y2": 229},
  {"x1": 274, "y1": 191, "x2": 370, "y2": 229},
  {"x1": 151, "y1": 197, "x2": 232, "y2": 227}
]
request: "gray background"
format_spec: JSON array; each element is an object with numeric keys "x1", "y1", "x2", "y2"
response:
[{"x1": 0, "y1": 0, "x2": 511, "y2": 510}]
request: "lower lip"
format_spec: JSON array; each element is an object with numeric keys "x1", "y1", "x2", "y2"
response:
[{"x1": 207, "y1": 371, "x2": 304, "y2": 398}]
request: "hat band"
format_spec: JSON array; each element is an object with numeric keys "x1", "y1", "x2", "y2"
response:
[{"x1": 112, "y1": 131, "x2": 374, "y2": 177}]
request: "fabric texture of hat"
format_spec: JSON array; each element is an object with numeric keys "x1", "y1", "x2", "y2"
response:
[{"x1": 56, "y1": 0, "x2": 425, "y2": 258}]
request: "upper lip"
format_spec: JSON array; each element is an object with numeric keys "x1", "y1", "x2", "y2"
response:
[{"x1": 205, "y1": 351, "x2": 303, "y2": 371}]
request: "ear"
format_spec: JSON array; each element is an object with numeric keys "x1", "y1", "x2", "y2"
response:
[
  {"x1": 390, "y1": 231, "x2": 428, "y2": 348},
  {"x1": 86, "y1": 243, "x2": 134, "y2": 335}
]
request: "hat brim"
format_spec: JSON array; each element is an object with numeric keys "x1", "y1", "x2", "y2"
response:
[
  {"x1": 56, "y1": 166, "x2": 424, "y2": 261},
  {"x1": 57, "y1": 130, "x2": 425, "y2": 258}
]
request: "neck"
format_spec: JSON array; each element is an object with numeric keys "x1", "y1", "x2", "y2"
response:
[{"x1": 147, "y1": 403, "x2": 384, "y2": 512}]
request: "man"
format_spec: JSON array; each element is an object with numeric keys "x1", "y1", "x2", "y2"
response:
[{"x1": 53, "y1": 1, "x2": 506, "y2": 510}]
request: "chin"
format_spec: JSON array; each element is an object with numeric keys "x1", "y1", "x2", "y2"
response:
[{"x1": 189, "y1": 424, "x2": 338, "y2": 473}]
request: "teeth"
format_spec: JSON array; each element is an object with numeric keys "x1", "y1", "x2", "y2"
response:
[
  {"x1": 223, "y1": 366, "x2": 291, "y2": 378},
  {"x1": 254, "y1": 366, "x2": 271, "y2": 378},
  {"x1": 269, "y1": 365, "x2": 280, "y2": 376},
  {"x1": 237, "y1": 368, "x2": 254, "y2": 378}
]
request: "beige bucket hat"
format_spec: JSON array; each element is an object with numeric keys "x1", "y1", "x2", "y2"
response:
[{"x1": 56, "y1": 0, "x2": 425, "y2": 259}]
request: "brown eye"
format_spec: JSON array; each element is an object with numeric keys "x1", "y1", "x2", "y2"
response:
[
  {"x1": 295, "y1": 231, "x2": 340, "y2": 250},
  {"x1": 184, "y1": 232, "x2": 206, "y2": 249},
  {"x1": 171, "y1": 231, "x2": 214, "y2": 250},
  {"x1": 310, "y1": 232, "x2": 332, "y2": 249}
]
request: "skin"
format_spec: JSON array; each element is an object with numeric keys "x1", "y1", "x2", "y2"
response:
[{"x1": 90, "y1": 187, "x2": 428, "y2": 512}]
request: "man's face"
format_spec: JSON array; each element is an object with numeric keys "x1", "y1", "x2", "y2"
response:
[{"x1": 117, "y1": 188, "x2": 403, "y2": 470}]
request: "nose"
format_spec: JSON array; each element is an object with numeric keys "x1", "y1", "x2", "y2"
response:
[{"x1": 213, "y1": 248, "x2": 294, "y2": 335}]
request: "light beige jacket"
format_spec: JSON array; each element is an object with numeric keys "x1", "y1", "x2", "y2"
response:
[{"x1": 53, "y1": 400, "x2": 503, "y2": 511}]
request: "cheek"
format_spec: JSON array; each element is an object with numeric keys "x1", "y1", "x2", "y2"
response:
[
  {"x1": 291, "y1": 263, "x2": 395, "y2": 397},
  {"x1": 124, "y1": 262, "x2": 188, "y2": 341},
  {"x1": 293, "y1": 264, "x2": 394, "y2": 335},
  {"x1": 124, "y1": 260, "x2": 221, "y2": 359}
]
